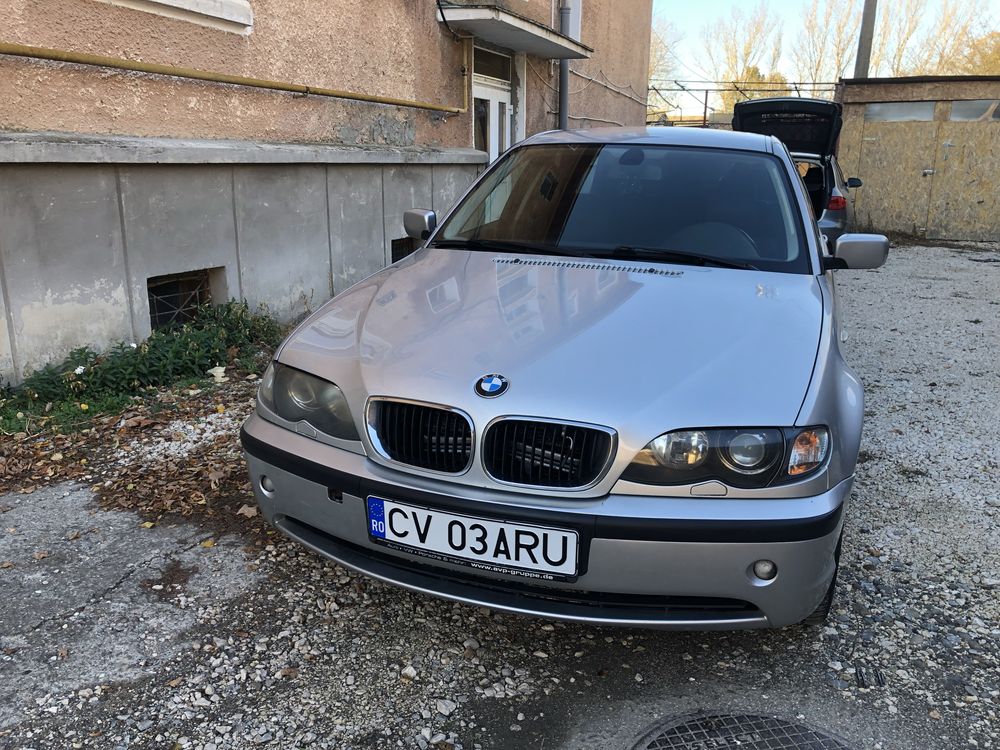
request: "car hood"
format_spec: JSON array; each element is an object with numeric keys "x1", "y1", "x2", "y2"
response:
[
  {"x1": 278, "y1": 248, "x2": 823, "y2": 455},
  {"x1": 732, "y1": 98, "x2": 843, "y2": 158}
]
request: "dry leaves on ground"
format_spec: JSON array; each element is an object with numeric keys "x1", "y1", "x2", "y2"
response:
[{"x1": 1, "y1": 380, "x2": 266, "y2": 527}]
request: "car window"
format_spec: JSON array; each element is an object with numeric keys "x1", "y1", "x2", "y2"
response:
[{"x1": 438, "y1": 144, "x2": 810, "y2": 273}]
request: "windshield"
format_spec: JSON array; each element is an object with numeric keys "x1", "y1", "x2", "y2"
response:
[{"x1": 435, "y1": 143, "x2": 810, "y2": 273}]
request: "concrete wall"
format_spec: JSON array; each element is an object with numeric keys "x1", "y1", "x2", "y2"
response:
[
  {"x1": 837, "y1": 77, "x2": 1000, "y2": 241},
  {"x1": 0, "y1": 135, "x2": 482, "y2": 383}
]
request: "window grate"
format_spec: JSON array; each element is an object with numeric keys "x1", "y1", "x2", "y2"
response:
[{"x1": 146, "y1": 270, "x2": 212, "y2": 329}]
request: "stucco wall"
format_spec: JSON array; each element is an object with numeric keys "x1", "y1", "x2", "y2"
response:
[
  {"x1": 0, "y1": 0, "x2": 473, "y2": 147},
  {"x1": 0, "y1": 0, "x2": 650, "y2": 146},
  {"x1": 523, "y1": 0, "x2": 651, "y2": 131},
  {"x1": 837, "y1": 78, "x2": 1000, "y2": 241}
]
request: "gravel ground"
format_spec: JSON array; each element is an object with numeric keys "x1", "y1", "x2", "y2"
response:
[{"x1": 1, "y1": 243, "x2": 997, "y2": 750}]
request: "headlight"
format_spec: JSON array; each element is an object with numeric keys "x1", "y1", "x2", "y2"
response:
[
  {"x1": 650, "y1": 430, "x2": 709, "y2": 469},
  {"x1": 623, "y1": 427, "x2": 828, "y2": 488},
  {"x1": 258, "y1": 362, "x2": 359, "y2": 441}
]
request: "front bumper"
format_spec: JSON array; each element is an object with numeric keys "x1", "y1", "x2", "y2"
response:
[{"x1": 241, "y1": 413, "x2": 848, "y2": 629}]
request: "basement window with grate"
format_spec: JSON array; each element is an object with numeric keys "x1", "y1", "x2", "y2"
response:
[{"x1": 146, "y1": 268, "x2": 219, "y2": 329}]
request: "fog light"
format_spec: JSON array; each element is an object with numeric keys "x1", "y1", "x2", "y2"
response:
[
  {"x1": 260, "y1": 475, "x2": 275, "y2": 493},
  {"x1": 753, "y1": 559, "x2": 777, "y2": 580}
]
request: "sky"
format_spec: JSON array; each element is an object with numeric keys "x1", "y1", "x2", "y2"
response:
[
  {"x1": 650, "y1": 0, "x2": 839, "y2": 115},
  {"x1": 650, "y1": 0, "x2": 1000, "y2": 115}
]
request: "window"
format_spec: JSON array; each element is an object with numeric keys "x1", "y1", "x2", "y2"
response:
[
  {"x1": 391, "y1": 236, "x2": 419, "y2": 263},
  {"x1": 436, "y1": 144, "x2": 810, "y2": 274},
  {"x1": 147, "y1": 269, "x2": 217, "y2": 329},
  {"x1": 95, "y1": 0, "x2": 252, "y2": 33},
  {"x1": 473, "y1": 48, "x2": 512, "y2": 83},
  {"x1": 949, "y1": 100, "x2": 999, "y2": 121},
  {"x1": 864, "y1": 102, "x2": 936, "y2": 122}
]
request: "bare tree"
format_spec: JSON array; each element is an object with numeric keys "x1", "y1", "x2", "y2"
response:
[
  {"x1": 648, "y1": 16, "x2": 682, "y2": 83},
  {"x1": 791, "y1": 0, "x2": 862, "y2": 92},
  {"x1": 867, "y1": 0, "x2": 986, "y2": 76},
  {"x1": 700, "y1": 1, "x2": 783, "y2": 86},
  {"x1": 960, "y1": 31, "x2": 1000, "y2": 74},
  {"x1": 868, "y1": 0, "x2": 926, "y2": 76},
  {"x1": 719, "y1": 67, "x2": 791, "y2": 112},
  {"x1": 907, "y1": 0, "x2": 986, "y2": 74},
  {"x1": 647, "y1": 16, "x2": 682, "y2": 117}
]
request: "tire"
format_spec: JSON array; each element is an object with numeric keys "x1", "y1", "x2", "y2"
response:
[{"x1": 801, "y1": 529, "x2": 844, "y2": 627}]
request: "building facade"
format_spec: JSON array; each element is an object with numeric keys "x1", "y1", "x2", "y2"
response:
[{"x1": 0, "y1": 0, "x2": 652, "y2": 383}]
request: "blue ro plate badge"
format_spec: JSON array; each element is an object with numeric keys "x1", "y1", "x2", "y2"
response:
[{"x1": 366, "y1": 496, "x2": 579, "y2": 582}]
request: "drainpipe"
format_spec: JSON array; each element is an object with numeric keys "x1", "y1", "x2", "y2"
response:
[{"x1": 558, "y1": 0, "x2": 571, "y2": 129}]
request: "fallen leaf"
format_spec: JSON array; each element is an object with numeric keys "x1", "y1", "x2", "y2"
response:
[
  {"x1": 66, "y1": 530, "x2": 81, "y2": 541},
  {"x1": 200, "y1": 539, "x2": 215, "y2": 548},
  {"x1": 215, "y1": 404, "x2": 226, "y2": 414},
  {"x1": 57, "y1": 647, "x2": 69, "y2": 659},
  {"x1": 236, "y1": 504, "x2": 259, "y2": 518},
  {"x1": 51, "y1": 452, "x2": 64, "y2": 462},
  {"x1": 140, "y1": 521, "x2": 155, "y2": 529},
  {"x1": 166, "y1": 676, "x2": 184, "y2": 687},
  {"x1": 279, "y1": 667, "x2": 299, "y2": 679},
  {"x1": 33, "y1": 550, "x2": 49, "y2": 560},
  {"x1": 0, "y1": 561, "x2": 13, "y2": 569}
]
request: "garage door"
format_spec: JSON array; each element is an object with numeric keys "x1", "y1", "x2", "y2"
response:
[
  {"x1": 852, "y1": 101, "x2": 939, "y2": 236},
  {"x1": 925, "y1": 100, "x2": 1000, "y2": 241}
]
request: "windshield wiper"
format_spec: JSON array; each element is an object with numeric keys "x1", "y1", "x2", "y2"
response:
[
  {"x1": 608, "y1": 245, "x2": 759, "y2": 271},
  {"x1": 429, "y1": 238, "x2": 598, "y2": 259}
]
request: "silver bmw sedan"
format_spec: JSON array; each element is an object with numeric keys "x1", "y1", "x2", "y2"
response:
[{"x1": 241, "y1": 126, "x2": 888, "y2": 629}]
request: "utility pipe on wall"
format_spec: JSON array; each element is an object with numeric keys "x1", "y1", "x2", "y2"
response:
[
  {"x1": 558, "y1": 0, "x2": 570, "y2": 129},
  {"x1": 0, "y1": 41, "x2": 469, "y2": 114}
]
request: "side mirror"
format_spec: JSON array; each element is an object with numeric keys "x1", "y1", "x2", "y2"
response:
[
  {"x1": 846, "y1": 177, "x2": 863, "y2": 189},
  {"x1": 825, "y1": 233, "x2": 889, "y2": 271},
  {"x1": 403, "y1": 209, "x2": 437, "y2": 241}
]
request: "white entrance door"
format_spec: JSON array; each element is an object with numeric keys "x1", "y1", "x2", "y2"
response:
[{"x1": 473, "y1": 80, "x2": 513, "y2": 163}]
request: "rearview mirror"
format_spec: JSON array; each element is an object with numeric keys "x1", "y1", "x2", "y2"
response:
[
  {"x1": 847, "y1": 177, "x2": 863, "y2": 189},
  {"x1": 827, "y1": 233, "x2": 889, "y2": 270},
  {"x1": 403, "y1": 209, "x2": 437, "y2": 241}
]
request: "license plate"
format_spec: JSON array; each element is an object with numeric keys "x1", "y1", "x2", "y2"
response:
[{"x1": 366, "y1": 496, "x2": 579, "y2": 581}]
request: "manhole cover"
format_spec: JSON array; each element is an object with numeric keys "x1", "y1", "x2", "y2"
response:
[{"x1": 634, "y1": 714, "x2": 852, "y2": 750}]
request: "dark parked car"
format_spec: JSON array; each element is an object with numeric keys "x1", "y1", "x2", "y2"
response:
[{"x1": 734, "y1": 98, "x2": 863, "y2": 245}]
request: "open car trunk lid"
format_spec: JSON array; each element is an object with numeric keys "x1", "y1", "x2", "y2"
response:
[{"x1": 732, "y1": 98, "x2": 843, "y2": 158}]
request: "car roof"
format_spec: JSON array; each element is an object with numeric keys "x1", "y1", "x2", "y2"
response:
[{"x1": 520, "y1": 126, "x2": 774, "y2": 153}]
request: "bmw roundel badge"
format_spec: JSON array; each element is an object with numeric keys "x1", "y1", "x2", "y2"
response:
[{"x1": 475, "y1": 373, "x2": 509, "y2": 398}]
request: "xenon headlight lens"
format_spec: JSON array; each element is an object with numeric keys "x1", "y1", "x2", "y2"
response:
[
  {"x1": 723, "y1": 430, "x2": 780, "y2": 475},
  {"x1": 261, "y1": 363, "x2": 359, "y2": 441},
  {"x1": 623, "y1": 427, "x2": 826, "y2": 488}
]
